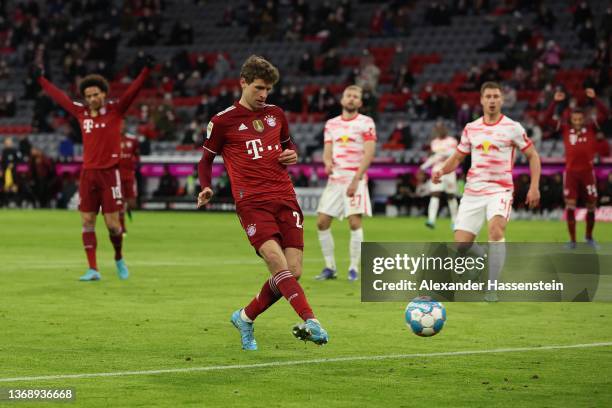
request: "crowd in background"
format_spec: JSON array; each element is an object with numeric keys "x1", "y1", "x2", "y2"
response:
[{"x1": 0, "y1": 0, "x2": 611, "y2": 212}]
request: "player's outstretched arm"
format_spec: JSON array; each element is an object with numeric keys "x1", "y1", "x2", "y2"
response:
[
  {"x1": 347, "y1": 140, "x2": 376, "y2": 197},
  {"x1": 197, "y1": 148, "x2": 215, "y2": 208},
  {"x1": 116, "y1": 60, "x2": 153, "y2": 114},
  {"x1": 432, "y1": 150, "x2": 466, "y2": 183},
  {"x1": 523, "y1": 145, "x2": 541, "y2": 209},
  {"x1": 36, "y1": 70, "x2": 80, "y2": 117}
]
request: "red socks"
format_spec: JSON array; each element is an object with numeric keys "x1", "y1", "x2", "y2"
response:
[
  {"x1": 273, "y1": 270, "x2": 315, "y2": 321},
  {"x1": 82, "y1": 229, "x2": 97, "y2": 270},
  {"x1": 109, "y1": 230, "x2": 123, "y2": 261},
  {"x1": 244, "y1": 277, "x2": 282, "y2": 321},
  {"x1": 586, "y1": 210, "x2": 595, "y2": 240},
  {"x1": 566, "y1": 208, "x2": 576, "y2": 242}
]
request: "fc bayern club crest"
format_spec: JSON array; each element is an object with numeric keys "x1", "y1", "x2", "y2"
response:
[
  {"x1": 246, "y1": 224, "x2": 257, "y2": 237},
  {"x1": 264, "y1": 115, "x2": 277, "y2": 127}
]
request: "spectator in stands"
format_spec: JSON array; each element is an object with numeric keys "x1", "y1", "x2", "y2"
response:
[
  {"x1": 56, "y1": 171, "x2": 78, "y2": 209},
  {"x1": 321, "y1": 48, "x2": 340, "y2": 76},
  {"x1": 167, "y1": 21, "x2": 193, "y2": 45},
  {"x1": 388, "y1": 173, "x2": 415, "y2": 215},
  {"x1": 194, "y1": 55, "x2": 210, "y2": 77},
  {"x1": 195, "y1": 95, "x2": 212, "y2": 123},
  {"x1": 0, "y1": 59, "x2": 11, "y2": 79},
  {"x1": 154, "y1": 165, "x2": 178, "y2": 197},
  {"x1": 456, "y1": 102, "x2": 471, "y2": 129},
  {"x1": 478, "y1": 23, "x2": 510, "y2": 53},
  {"x1": 524, "y1": 115, "x2": 543, "y2": 151},
  {"x1": 393, "y1": 65, "x2": 415, "y2": 92},
  {"x1": 572, "y1": 1, "x2": 593, "y2": 30},
  {"x1": 285, "y1": 85, "x2": 303, "y2": 113},
  {"x1": 18, "y1": 135, "x2": 32, "y2": 162},
  {"x1": 579, "y1": 19, "x2": 597, "y2": 49},
  {"x1": 181, "y1": 120, "x2": 203, "y2": 147},
  {"x1": 356, "y1": 52, "x2": 381, "y2": 94},
  {"x1": 1, "y1": 137, "x2": 20, "y2": 169},
  {"x1": 298, "y1": 51, "x2": 315, "y2": 76},
  {"x1": 536, "y1": 3, "x2": 556, "y2": 30},
  {"x1": 29, "y1": 147, "x2": 56, "y2": 208},
  {"x1": 595, "y1": 130, "x2": 610, "y2": 159},
  {"x1": 413, "y1": 170, "x2": 429, "y2": 215},
  {"x1": 425, "y1": 2, "x2": 451, "y2": 26},
  {"x1": 599, "y1": 173, "x2": 612, "y2": 206},
  {"x1": 58, "y1": 136, "x2": 74, "y2": 162},
  {"x1": 541, "y1": 40, "x2": 562, "y2": 69},
  {"x1": 540, "y1": 173, "x2": 564, "y2": 212},
  {"x1": 383, "y1": 120, "x2": 412, "y2": 151}
]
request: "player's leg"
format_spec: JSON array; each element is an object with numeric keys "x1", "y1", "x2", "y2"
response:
[
  {"x1": 316, "y1": 183, "x2": 343, "y2": 280},
  {"x1": 426, "y1": 192, "x2": 441, "y2": 228},
  {"x1": 80, "y1": 211, "x2": 101, "y2": 281},
  {"x1": 78, "y1": 170, "x2": 101, "y2": 281},
  {"x1": 445, "y1": 172, "x2": 459, "y2": 226},
  {"x1": 584, "y1": 171, "x2": 598, "y2": 247},
  {"x1": 563, "y1": 171, "x2": 578, "y2": 247},
  {"x1": 347, "y1": 214, "x2": 363, "y2": 281},
  {"x1": 453, "y1": 195, "x2": 487, "y2": 287},
  {"x1": 483, "y1": 193, "x2": 512, "y2": 302},
  {"x1": 102, "y1": 168, "x2": 128, "y2": 279},
  {"x1": 316, "y1": 212, "x2": 337, "y2": 279}
]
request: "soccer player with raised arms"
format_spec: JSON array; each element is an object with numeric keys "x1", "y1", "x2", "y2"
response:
[
  {"x1": 315, "y1": 85, "x2": 376, "y2": 282},
  {"x1": 433, "y1": 81, "x2": 541, "y2": 301},
  {"x1": 197, "y1": 55, "x2": 328, "y2": 350},
  {"x1": 36, "y1": 59, "x2": 152, "y2": 281},
  {"x1": 546, "y1": 88, "x2": 607, "y2": 248}
]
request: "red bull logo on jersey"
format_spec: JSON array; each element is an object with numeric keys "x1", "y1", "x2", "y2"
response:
[
  {"x1": 337, "y1": 135, "x2": 355, "y2": 145},
  {"x1": 475, "y1": 140, "x2": 500, "y2": 154}
]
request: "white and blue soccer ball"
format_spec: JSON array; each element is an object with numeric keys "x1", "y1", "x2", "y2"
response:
[{"x1": 405, "y1": 296, "x2": 446, "y2": 337}]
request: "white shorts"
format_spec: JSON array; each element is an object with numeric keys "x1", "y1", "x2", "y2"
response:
[
  {"x1": 317, "y1": 179, "x2": 372, "y2": 219},
  {"x1": 454, "y1": 192, "x2": 513, "y2": 235},
  {"x1": 429, "y1": 172, "x2": 457, "y2": 194}
]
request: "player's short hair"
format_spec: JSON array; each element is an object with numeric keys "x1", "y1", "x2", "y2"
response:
[
  {"x1": 79, "y1": 74, "x2": 109, "y2": 96},
  {"x1": 240, "y1": 55, "x2": 279, "y2": 85},
  {"x1": 344, "y1": 85, "x2": 363, "y2": 95},
  {"x1": 480, "y1": 81, "x2": 502, "y2": 95}
]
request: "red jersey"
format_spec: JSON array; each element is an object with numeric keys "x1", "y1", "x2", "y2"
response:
[
  {"x1": 119, "y1": 132, "x2": 140, "y2": 177},
  {"x1": 38, "y1": 68, "x2": 149, "y2": 170},
  {"x1": 203, "y1": 102, "x2": 295, "y2": 203},
  {"x1": 561, "y1": 124, "x2": 597, "y2": 172}
]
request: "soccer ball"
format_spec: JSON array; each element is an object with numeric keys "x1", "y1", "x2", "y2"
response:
[{"x1": 405, "y1": 296, "x2": 446, "y2": 337}]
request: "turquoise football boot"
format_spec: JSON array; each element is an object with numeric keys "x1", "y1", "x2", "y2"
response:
[
  {"x1": 79, "y1": 268, "x2": 101, "y2": 281},
  {"x1": 115, "y1": 259, "x2": 129, "y2": 280},
  {"x1": 292, "y1": 319, "x2": 329, "y2": 345},
  {"x1": 230, "y1": 309, "x2": 257, "y2": 350}
]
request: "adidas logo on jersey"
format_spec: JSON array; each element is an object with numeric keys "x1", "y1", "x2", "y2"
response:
[{"x1": 239, "y1": 123, "x2": 248, "y2": 131}]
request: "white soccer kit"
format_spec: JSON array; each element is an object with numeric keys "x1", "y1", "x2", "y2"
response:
[
  {"x1": 317, "y1": 114, "x2": 377, "y2": 219},
  {"x1": 454, "y1": 115, "x2": 532, "y2": 235},
  {"x1": 422, "y1": 136, "x2": 458, "y2": 194}
]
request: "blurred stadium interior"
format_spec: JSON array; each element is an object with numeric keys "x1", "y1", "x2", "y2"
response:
[{"x1": 0, "y1": 0, "x2": 610, "y2": 214}]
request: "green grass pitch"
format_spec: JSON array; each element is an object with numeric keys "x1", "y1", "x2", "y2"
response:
[{"x1": 1, "y1": 210, "x2": 611, "y2": 407}]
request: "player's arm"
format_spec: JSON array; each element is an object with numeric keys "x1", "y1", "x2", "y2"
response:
[
  {"x1": 116, "y1": 59, "x2": 153, "y2": 114},
  {"x1": 420, "y1": 153, "x2": 441, "y2": 170},
  {"x1": 197, "y1": 119, "x2": 226, "y2": 208},
  {"x1": 432, "y1": 150, "x2": 466, "y2": 183},
  {"x1": 347, "y1": 140, "x2": 375, "y2": 197},
  {"x1": 586, "y1": 88, "x2": 609, "y2": 129},
  {"x1": 523, "y1": 145, "x2": 541, "y2": 209},
  {"x1": 278, "y1": 111, "x2": 298, "y2": 165},
  {"x1": 322, "y1": 122, "x2": 333, "y2": 174},
  {"x1": 546, "y1": 91, "x2": 566, "y2": 131},
  {"x1": 37, "y1": 73, "x2": 80, "y2": 117}
]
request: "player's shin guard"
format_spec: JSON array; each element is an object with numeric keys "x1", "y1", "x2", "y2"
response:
[
  {"x1": 349, "y1": 228, "x2": 363, "y2": 271},
  {"x1": 82, "y1": 227, "x2": 97, "y2": 270},
  {"x1": 109, "y1": 228, "x2": 123, "y2": 261},
  {"x1": 273, "y1": 270, "x2": 315, "y2": 321},
  {"x1": 566, "y1": 208, "x2": 576, "y2": 242},
  {"x1": 427, "y1": 196, "x2": 440, "y2": 225},
  {"x1": 448, "y1": 197, "x2": 458, "y2": 222},
  {"x1": 244, "y1": 277, "x2": 282, "y2": 321},
  {"x1": 317, "y1": 228, "x2": 336, "y2": 270},
  {"x1": 487, "y1": 239, "x2": 506, "y2": 286},
  {"x1": 586, "y1": 209, "x2": 595, "y2": 240}
]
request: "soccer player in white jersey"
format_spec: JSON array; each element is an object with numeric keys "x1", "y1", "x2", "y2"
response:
[
  {"x1": 433, "y1": 82, "x2": 541, "y2": 301},
  {"x1": 420, "y1": 121, "x2": 459, "y2": 229},
  {"x1": 315, "y1": 85, "x2": 377, "y2": 281}
]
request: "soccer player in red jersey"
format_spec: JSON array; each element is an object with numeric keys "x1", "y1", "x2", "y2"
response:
[
  {"x1": 119, "y1": 130, "x2": 140, "y2": 235},
  {"x1": 547, "y1": 88, "x2": 607, "y2": 247},
  {"x1": 36, "y1": 60, "x2": 152, "y2": 280},
  {"x1": 197, "y1": 55, "x2": 328, "y2": 349}
]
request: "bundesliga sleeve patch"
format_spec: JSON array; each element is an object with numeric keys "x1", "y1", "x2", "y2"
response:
[{"x1": 206, "y1": 121, "x2": 214, "y2": 139}]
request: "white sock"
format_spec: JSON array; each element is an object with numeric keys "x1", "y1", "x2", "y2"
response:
[
  {"x1": 448, "y1": 197, "x2": 458, "y2": 222},
  {"x1": 349, "y1": 228, "x2": 364, "y2": 271},
  {"x1": 240, "y1": 308, "x2": 253, "y2": 323},
  {"x1": 318, "y1": 228, "x2": 336, "y2": 270},
  {"x1": 428, "y1": 196, "x2": 440, "y2": 224},
  {"x1": 488, "y1": 238, "x2": 506, "y2": 289}
]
